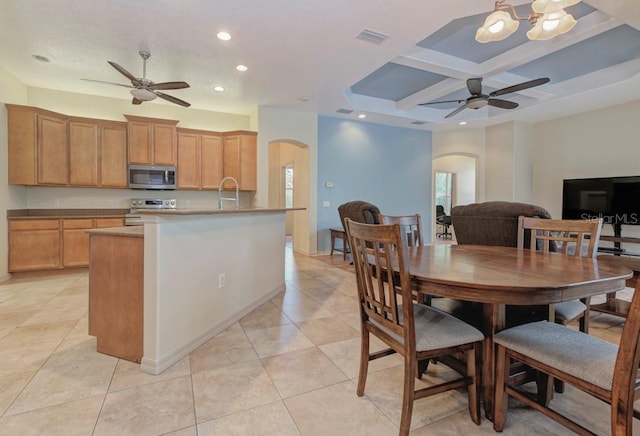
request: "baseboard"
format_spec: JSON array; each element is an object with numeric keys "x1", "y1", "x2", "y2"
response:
[{"x1": 140, "y1": 282, "x2": 285, "y2": 375}]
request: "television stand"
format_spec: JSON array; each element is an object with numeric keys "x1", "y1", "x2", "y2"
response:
[{"x1": 594, "y1": 233, "x2": 640, "y2": 318}]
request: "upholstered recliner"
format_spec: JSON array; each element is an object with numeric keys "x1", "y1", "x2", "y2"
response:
[
  {"x1": 337, "y1": 201, "x2": 381, "y2": 231},
  {"x1": 437, "y1": 201, "x2": 585, "y2": 330},
  {"x1": 450, "y1": 201, "x2": 551, "y2": 247}
]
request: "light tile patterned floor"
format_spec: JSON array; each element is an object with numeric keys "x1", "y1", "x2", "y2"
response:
[{"x1": 0, "y1": 243, "x2": 634, "y2": 435}]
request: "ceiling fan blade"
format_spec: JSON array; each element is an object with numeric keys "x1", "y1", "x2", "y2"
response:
[
  {"x1": 467, "y1": 78, "x2": 483, "y2": 96},
  {"x1": 445, "y1": 104, "x2": 468, "y2": 119},
  {"x1": 132, "y1": 97, "x2": 143, "y2": 105},
  {"x1": 155, "y1": 91, "x2": 191, "y2": 107},
  {"x1": 108, "y1": 61, "x2": 141, "y2": 86},
  {"x1": 489, "y1": 78, "x2": 550, "y2": 97},
  {"x1": 81, "y1": 78, "x2": 134, "y2": 88},
  {"x1": 488, "y1": 98, "x2": 519, "y2": 109},
  {"x1": 148, "y1": 81, "x2": 190, "y2": 90},
  {"x1": 418, "y1": 99, "x2": 465, "y2": 106}
]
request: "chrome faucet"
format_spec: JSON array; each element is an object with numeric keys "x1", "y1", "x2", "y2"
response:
[{"x1": 218, "y1": 176, "x2": 239, "y2": 210}]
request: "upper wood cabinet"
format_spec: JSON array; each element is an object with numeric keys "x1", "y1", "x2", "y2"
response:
[
  {"x1": 100, "y1": 123, "x2": 128, "y2": 187},
  {"x1": 125, "y1": 115, "x2": 178, "y2": 165},
  {"x1": 177, "y1": 128, "x2": 223, "y2": 190},
  {"x1": 7, "y1": 105, "x2": 68, "y2": 185},
  {"x1": 222, "y1": 132, "x2": 257, "y2": 191},
  {"x1": 68, "y1": 118, "x2": 128, "y2": 188},
  {"x1": 69, "y1": 120, "x2": 99, "y2": 186}
]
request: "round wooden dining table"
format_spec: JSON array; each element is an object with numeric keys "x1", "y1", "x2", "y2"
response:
[{"x1": 405, "y1": 244, "x2": 633, "y2": 420}]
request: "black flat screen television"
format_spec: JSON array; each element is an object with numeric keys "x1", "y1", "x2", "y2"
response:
[{"x1": 562, "y1": 176, "x2": 640, "y2": 228}]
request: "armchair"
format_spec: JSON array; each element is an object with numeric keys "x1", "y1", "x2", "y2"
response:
[{"x1": 337, "y1": 201, "x2": 381, "y2": 231}]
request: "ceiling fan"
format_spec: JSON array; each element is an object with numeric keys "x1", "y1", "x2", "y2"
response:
[
  {"x1": 419, "y1": 77, "x2": 550, "y2": 119},
  {"x1": 83, "y1": 51, "x2": 191, "y2": 107}
]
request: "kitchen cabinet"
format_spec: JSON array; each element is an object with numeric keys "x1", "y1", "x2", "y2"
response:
[
  {"x1": 99, "y1": 123, "x2": 128, "y2": 187},
  {"x1": 69, "y1": 118, "x2": 128, "y2": 188},
  {"x1": 69, "y1": 121, "x2": 99, "y2": 186},
  {"x1": 62, "y1": 219, "x2": 94, "y2": 267},
  {"x1": 177, "y1": 128, "x2": 223, "y2": 189},
  {"x1": 222, "y1": 131, "x2": 257, "y2": 191},
  {"x1": 9, "y1": 220, "x2": 61, "y2": 271},
  {"x1": 7, "y1": 105, "x2": 68, "y2": 186},
  {"x1": 125, "y1": 115, "x2": 178, "y2": 165},
  {"x1": 8, "y1": 216, "x2": 126, "y2": 272},
  {"x1": 89, "y1": 231, "x2": 143, "y2": 363}
]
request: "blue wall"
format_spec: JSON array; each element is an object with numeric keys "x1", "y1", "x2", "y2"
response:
[{"x1": 317, "y1": 116, "x2": 433, "y2": 252}]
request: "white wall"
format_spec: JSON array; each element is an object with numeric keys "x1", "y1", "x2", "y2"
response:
[
  {"x1": 533, "y1": 100, "x2": 640, "y2": 220},
  {"x1": 485, "y1": 122, "x2": 515, "y2": 201},
  {"x1": 26, "y1": 87, "x2": 250, "y2": 131},
  {"x1": 258, "y1": 107, "x2": 318, "y2": 255},
  {"x1": 513, "y1": 122, "x2": 534, "y2": 203},
  {"x1": 0, "y1": 67, "x2": 28, "y2": 281}
]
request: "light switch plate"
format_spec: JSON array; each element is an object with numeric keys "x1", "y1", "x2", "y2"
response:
[{"x1": 323, "y1": 201, "x2": 330, "y2": 208}]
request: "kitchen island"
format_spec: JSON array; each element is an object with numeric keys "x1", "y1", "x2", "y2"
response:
[{"x1": 88, "y1": 207, "x2": 302, "y2": 374}]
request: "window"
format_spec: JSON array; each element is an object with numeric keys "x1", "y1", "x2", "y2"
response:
[
  {"x1": 283, "y1": 164, "x2": 294, "y2": 208},
  {"x1": 435, "y1": 171, "x2": 453, "y2": 213}
]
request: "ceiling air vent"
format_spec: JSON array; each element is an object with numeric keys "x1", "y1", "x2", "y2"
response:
[
  {"x1": 336, "y1": 108, "x2": 354, "y2": 114},
  {"x1": 356, "y1": 29, "x2": 389, "y2": 45},
  {"x1": 411, "y1": 121, "x2": 427, "y2": 125}
]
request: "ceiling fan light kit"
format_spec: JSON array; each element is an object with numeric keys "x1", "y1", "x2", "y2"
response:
[
  {"x1": 476, "y1": 0, "x2": 580, "y2": 43},
  {"x1": 130, "y1": 88, "x2": 157, "y2": 101}
]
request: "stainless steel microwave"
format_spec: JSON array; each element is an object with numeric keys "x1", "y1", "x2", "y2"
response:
[{"x1": 128, "y1": 165, "x2": 176, "y2": 190}]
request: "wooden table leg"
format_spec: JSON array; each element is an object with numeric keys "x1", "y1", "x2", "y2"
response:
[{"x1": 482, "y1": 302, "x2": 505, "y2": 421}]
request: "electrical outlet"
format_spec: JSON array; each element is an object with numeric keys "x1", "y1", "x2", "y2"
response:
[
  {"x1": 52, "y1": 199, "x2": 60, "y2": 208},
  {"x1": 107, "y1": 199, "x2": 114, "y2": 207},
  {"x1": 185, "y1": 200, "x2": 191, "y2": 208},
  {"x1": 218, "y1": 273, "x2": 226, "y2": 289}
]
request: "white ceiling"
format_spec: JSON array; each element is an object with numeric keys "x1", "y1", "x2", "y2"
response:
[{"x1": 0, "y1": 0, "x2": 639, "y2": 131}]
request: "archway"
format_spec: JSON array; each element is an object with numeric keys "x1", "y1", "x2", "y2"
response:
[
  {"x1": 268, "y1": 140, "x2": 310, "y2": 254},
  {"x1": 432, "y1": 153, "x2": 478, "y2": 239}
]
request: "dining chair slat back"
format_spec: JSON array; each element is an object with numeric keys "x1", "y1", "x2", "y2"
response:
[
  {"x1": 345, "y1": 218, "x2": 484, "y2": 436},
  {"x1": 517, "y1": 216, "x2": 602, "y2": 258},
  {"x1": 379, "y1": 213, "x2": 423, "y2": 247}
]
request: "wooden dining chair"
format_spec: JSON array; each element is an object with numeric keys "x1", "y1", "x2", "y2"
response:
[
  {"x1": 379, "y1": 213, "x2": 423, "y2": 247},
  {"x1": 493, "y1": 278, "x2": 640, "y2": 435},
  {"x1": 344, "y1": 218, "x2": 484, "y2": 435},
  {"x1": 517, "y1": 216, "x2": 603, "y2": 334}
]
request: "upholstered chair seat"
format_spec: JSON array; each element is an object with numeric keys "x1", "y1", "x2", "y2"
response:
[{"x1": 494, "y1": 321, "x2": 616, "y2": 391}]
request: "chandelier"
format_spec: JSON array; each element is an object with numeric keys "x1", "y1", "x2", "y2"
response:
[{"x1": 476, "y1": 0, "x2": 580, "y2": 43}]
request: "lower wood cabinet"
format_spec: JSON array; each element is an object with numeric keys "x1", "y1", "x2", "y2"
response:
[
  {"x1": 88, "y1": 232, "x2": 143, "y2": 363},
  {"x1": 62, "y1": 219, "x2": 94, "y2": 267},
  {"x1": 9, "y1": 220, "x2": 61, "y2": 272},
  {"x1": 9, "y1": 217, "x2": 125, "y2": 272}
]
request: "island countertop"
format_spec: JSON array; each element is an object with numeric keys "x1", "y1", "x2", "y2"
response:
[{"x1": 137, "y1": 207, "x2": 305, "y2": 216}]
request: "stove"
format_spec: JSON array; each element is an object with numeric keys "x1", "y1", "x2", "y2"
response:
[{"x1": 125, "y1": 198, "x2": 177, "y2": 225}]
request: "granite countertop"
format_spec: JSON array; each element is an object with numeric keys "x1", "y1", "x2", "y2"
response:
[
  {"x1": 137, "y1": 207, "x2": 305, "y2": 216},
  {"x1": 8, "y1": 209, "x2": 129, "y2": 220},
  {"x1": 85, "y1": 226, "x2": 143, "y2": 237}
]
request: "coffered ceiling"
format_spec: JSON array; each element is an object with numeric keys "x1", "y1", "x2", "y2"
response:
[{"x1": 0, "y1": 0, "x2": 638, "y2": 130}]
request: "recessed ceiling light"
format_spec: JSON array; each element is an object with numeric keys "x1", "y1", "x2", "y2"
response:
[
  {"x1": 217, "y1": 32, "x2": 231, "y2": 41},
  {"x1": 458, "y1": 121, "x2": 467, "y2": 125},
  {"x1": 236, "y1": 64, "x2": 248, "y2": 72},
  {"x1": 214, "y1": 86, "x2": 225, "y2": 92},
  {"x1": 32, "y1": 54, "x2": 50, "y2": 63},
  {"x1": 298, "y1": 96, "x2": 310, "y2": 102},
  {"x1": 357, "y1": 114, "x2": 367, "y2": 119}
]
